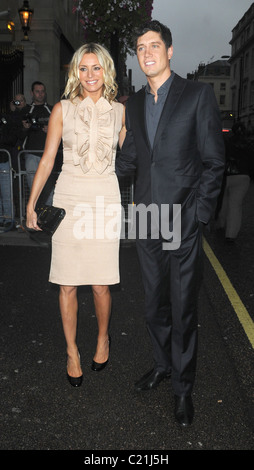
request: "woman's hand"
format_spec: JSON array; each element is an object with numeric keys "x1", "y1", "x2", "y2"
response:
[{"x1": 26, "y1": 206, "x2": 42, "y2": 231}]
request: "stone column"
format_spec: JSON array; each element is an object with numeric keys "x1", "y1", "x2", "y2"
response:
[{"x1": 22, "y1": 41, "x2": 40, "y2": 100}]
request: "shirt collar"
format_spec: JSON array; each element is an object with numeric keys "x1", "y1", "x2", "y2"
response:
[{"x1": 145, "y1": 71, "x2": 175, "y2": 96}]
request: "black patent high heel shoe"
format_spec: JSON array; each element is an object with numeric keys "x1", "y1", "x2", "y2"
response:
[
  {"x1": 67, "y1": 351, "x2": 83, "y2": 387},
  {"x1": 91, "y1": 335, "x2": 111, "y2": 372}
]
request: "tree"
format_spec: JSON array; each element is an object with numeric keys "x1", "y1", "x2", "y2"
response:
[{"x1": 72, "y1": 0, "x2": 154, "y2": 93}]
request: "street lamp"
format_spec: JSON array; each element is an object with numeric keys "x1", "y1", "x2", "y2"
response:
[{"x1": 18, "y1": 0, "x2": 33, "y2": 41}]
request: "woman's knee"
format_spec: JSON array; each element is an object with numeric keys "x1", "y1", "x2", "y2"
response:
[
  {"x1": 60, "y1": 285, "x2": 77, "y2": 298},
  {"x1": 92, "y1": 285, "x2": 110, "y2": 298}
]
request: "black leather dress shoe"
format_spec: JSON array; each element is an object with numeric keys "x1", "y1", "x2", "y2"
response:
[
  {"x1": 174, "y1": 395, "x2": 194, "y2": 427},
  {"x1": 135, "y1": 368, "x2": 171, "y2": 391}
]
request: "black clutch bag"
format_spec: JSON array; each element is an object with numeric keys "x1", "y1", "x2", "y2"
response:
[{"x1": 35, "y1": 204, "x2": 66, "y2": 236}]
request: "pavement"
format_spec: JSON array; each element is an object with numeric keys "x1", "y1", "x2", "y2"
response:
[{"x1": 0, "y1": 183, "x2": 254, "y2": 455}]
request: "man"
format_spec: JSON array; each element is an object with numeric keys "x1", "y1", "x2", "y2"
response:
[
  {"x1": 22, "y1": 81, "x2": 55, "y2": 205},
  {"x1": 116, "y1": 21, "x2": 225, "y2": 427},
  {"x1": 9, "y1": 94, "x2": 30, "y2": 162}
]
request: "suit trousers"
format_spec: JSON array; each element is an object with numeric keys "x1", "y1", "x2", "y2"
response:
[{"x1": 135, "y1": 223, "x2": 203, "y2": 396}]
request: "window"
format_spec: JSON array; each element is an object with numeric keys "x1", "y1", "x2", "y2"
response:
[
  {"x1": 242, "y1": 84, "x2": 247, "y2": 109},
  {"x1": 220, "y1": 95, "x2": 226, "y2": 105},
  {"x1": 232, "y1": 92, "x2": 236, "y2": 114},
  {"x1": 233, "y1": 63, "x2": 237, "y2": 79},
  {"x1": 244, "y1": 52, "x2": 249, "y2": 72},
  {"x1": 250, "y1": 82, "x2": 254, "y2": 106}
]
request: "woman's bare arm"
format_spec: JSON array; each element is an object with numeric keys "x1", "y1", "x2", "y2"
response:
[{"x1": 26, "y1": 102, "x2": 63, "y2": 230}]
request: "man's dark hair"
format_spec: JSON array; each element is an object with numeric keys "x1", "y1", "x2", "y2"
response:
[
  {"x1": 134, "y1": 20, "x2": 172, "y2": 49},
  {"x1": 31, "y1": 81, "x2": 45, "y2": 91}
]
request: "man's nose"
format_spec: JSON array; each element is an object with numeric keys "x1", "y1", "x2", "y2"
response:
[{"x1": 144, "y1": 47, "x2": 152, "y2": 57}]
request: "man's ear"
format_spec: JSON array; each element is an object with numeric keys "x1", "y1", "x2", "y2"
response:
[{"x1": 168, "y1": 45, "x2": 173, "y2": 61}]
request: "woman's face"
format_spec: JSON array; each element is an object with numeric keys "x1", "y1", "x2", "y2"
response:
[{"x1": 78, "y1": 53, "x2": 104, "y2": 98}]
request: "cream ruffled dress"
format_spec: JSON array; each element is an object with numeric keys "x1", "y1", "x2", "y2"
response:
[{"x1": 49, "y1": 96, "x2": 124, "y2": 286}]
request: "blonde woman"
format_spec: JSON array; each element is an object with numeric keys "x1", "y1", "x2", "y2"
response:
[{"x1": 26, "y1": 43, "x2": 126, "y2": 387}]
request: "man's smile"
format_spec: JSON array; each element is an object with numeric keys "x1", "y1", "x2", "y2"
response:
[{"x1": 145, "y1": 61, "x2": 156, "y2": 66}]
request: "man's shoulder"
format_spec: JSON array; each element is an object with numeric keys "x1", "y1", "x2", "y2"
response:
[
  {"x1": 126, "y1": 74, "x2": 211, "y2": 112},
  {"x1": 174, "y1": 73, "x2": 209, "y2": 90},
  {"x1": 43, "y1": 103, "x2": 53, "y2": 112},
  {"x1": 31, "y1": 103, "x2": 53, "y2": 114},
  {"x1": 171, "y1": 74, "x2": 216, "y2": 106},
  {"x1": 129, "y1": 87, "x2": 145, "y2": 100},
  {"x1": 129, "y1": 74, "x2": 209, "y2": 97},
  {"x1": 126, "y1": 87, "x2": 145, "y2": 110}
]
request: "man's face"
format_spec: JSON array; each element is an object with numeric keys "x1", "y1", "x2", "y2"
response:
[
  {"x1": 136, "y1": 31, "x2": 173, "y2": 80},
  {"x1": 31, "y1": 85, "x2": 46, "y2": 104}
]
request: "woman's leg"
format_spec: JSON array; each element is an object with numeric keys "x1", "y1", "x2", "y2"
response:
[
  {"x1": 59, "y1": 285, "x2": 82, "y2": 377},
  {"x1": 92, "y1": 285, "x2": 111, "y2": 363}
]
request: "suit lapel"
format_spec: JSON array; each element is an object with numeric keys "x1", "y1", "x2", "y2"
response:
[{"x1": 153, "y1": 74, "x2": 187, "y2": 149}]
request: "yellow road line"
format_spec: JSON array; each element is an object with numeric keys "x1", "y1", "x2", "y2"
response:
[{"x1": 203, "y1": 237, "x2": 254, "y2": 349}]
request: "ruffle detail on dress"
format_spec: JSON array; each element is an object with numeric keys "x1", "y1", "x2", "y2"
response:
[{"x1": 73, "y1": 96, "x2": 114, "y2": 174}]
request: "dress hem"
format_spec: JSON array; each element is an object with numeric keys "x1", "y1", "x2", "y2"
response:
[{"x1": 48, "y1": 278, "x2": 120, "y2": 286}]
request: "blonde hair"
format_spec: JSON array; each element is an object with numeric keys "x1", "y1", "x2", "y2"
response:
[{"x1": 64, "y1": 43, "x2": 118, "y2": 103}]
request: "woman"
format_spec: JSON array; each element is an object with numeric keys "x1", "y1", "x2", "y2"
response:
[{"x1": 26, "y1": 43, "x2": 126, "y2": 387}]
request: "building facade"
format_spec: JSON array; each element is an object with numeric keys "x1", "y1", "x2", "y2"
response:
[
  {"x1": 230, "y1": 2, "x2": 254, "y2": 132},
  {"x1": 0, "y1": 0, "x2": 83, "y2": 112}
]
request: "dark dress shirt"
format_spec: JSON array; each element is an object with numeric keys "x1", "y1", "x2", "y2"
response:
[{"x1": 145, "y1": 71, "x2": 175, "y2": 148}]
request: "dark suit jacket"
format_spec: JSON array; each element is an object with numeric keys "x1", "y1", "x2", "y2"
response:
[{"x1": 116, "y1": 73, "x2": 225, "y2": 240}]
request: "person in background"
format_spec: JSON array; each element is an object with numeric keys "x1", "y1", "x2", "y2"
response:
[
  {"x1": 22, "y1": 82, "x2": 55, "y2": 205},
  {"x1": 9, "y1": 93, "x2": 29, "y2": 114},
  {"x1": 8, "y1": 94, "x2": 30, "y2": 217},
  {"x1": 116, "y1": 20, "x2": 225, "y2": 427},
  {"x1": 216, "y1": 121, "x2": 253, "y2": 242}
]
